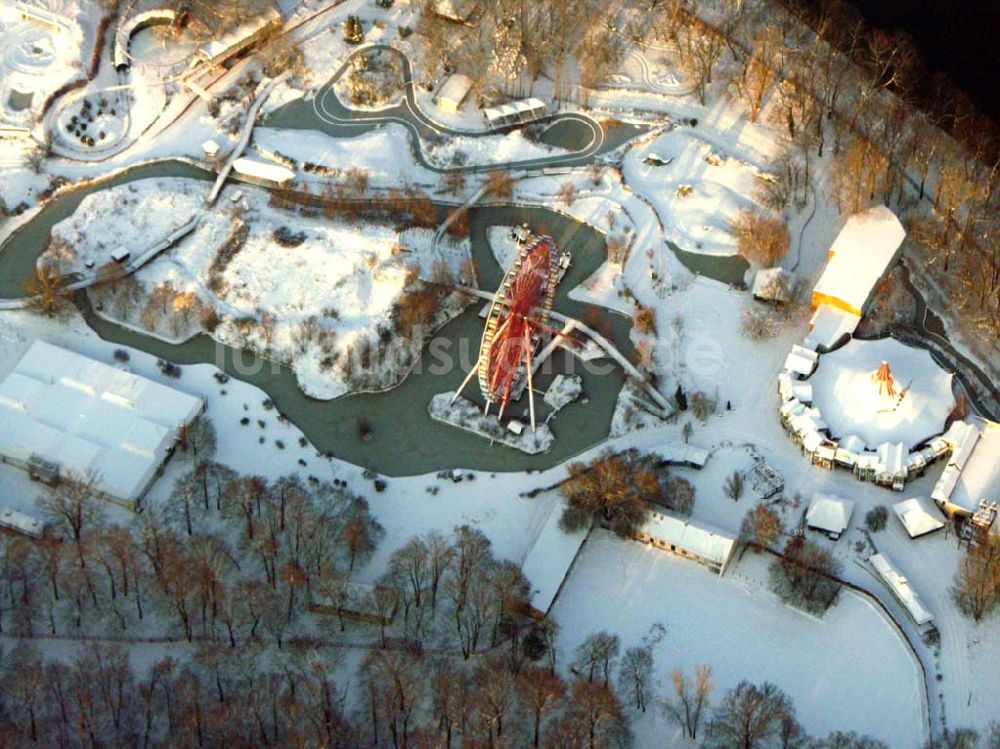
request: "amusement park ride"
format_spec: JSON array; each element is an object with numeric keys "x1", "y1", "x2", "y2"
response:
[{"x1": 452, "y1": 232, "x2": 573, "y2": 432}]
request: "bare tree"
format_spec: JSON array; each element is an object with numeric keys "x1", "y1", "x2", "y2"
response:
[
  {"x1": 516, "y1": 665, "x2": 566, "y2": 748},
  {"x1": 703, "y1": 680, "x2": 796, "y2": 749},
  {"x1": 617, "y1": 645, "x2": 653, "y2": 713},
  {"x1": 730, "y1": 209, "x2": 790, "y2": 268},
  {"x1": 38, "y1": 472, "x2": 105, "y2": 559},
  {"x1": 663, "y1": 664, "x2": 715, "y2": 740},
  {"x1": 560, "y1": 452, "x2": 660, "y2": 538},
  {"x1": 572, "y1": 631, "x2": 620, "y2": 687},
  {"x1": 739, "y1": 503, "x2": 785, "y2": 552},
  {"x1": 724, "y1": 471, "x2": 745, "y2": 501},
  {"x1": 952, "y1": 535, "x2": 1000, "y2": 622}
]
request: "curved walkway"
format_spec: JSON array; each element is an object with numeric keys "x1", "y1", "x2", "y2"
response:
[{"x1": 311, "y1": 44, "x2": 606, "y2": 174}]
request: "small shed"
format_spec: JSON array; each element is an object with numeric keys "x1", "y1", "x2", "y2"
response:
[
  {"x1": 232, "y1": 157, "x2": 295, "y2": 185},
  {"x1": 892, "y1": 497, "x2": 945, "y2": 538},
  {"x1": 310, "y1": 581, "x2": 396, "y2": 626},
  {"x1": 752, "y1": 267, "x2": 795, "y2": 304},
  {"x1": 438, "y1": 74, "x2": 473, "y2": 113},
  {"x1": 783, "y1": 345, "x2": 819, "y2": 377},
  {"x1": 806, "y1": 493, "x2": 855, "y2": 539},
  {"x1": 201, "y1": 139, "x2": 220, "y2": 157}
]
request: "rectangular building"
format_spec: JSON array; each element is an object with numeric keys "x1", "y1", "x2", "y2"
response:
[
  {"x1": 634, "y1": 510, "x2": 736, "y2": 576},
  {"x1": 811, "y1": 205, "x2": 906, "y2": 316},
  {"x1": 0, "y1": 341, "x2": 203, "y2": 509}
]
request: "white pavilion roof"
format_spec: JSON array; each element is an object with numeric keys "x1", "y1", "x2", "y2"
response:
[{"x1": 808, "y1": 338, "x2": 955, "y2": 450}]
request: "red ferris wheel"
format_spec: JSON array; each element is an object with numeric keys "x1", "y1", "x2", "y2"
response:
[{"x1": 453, "y1": 233, "x2": 569, "y2": 431}]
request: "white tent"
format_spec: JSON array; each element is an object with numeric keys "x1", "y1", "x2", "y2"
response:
[
  {"x1": 806, "y1": 493, "x2": 855, "y2": 538},
  {"x1": 809, "y1": 338, "x2": 955, "y2": 450},
  {"x1": 811, "y1": 206, "x2": 906, "y2": 315},
  {"x1": 0, "y1": 342, "x2": 203, "y2": 507},
  {"x1": 893, "y1": 497, "x2": 945, "y2": 538}
]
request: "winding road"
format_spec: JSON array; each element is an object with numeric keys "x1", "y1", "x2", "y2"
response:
[
  {"x1": 311, "y1": 44, "x2": 607, "y2": 174},
  {"x1": 895, "y1": 263, "x2": 1000, "y2": 421}
]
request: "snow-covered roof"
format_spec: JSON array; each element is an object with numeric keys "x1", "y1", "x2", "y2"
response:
[
  {"x1": 311, "y1": 581, "x2": 388, "y2": 620},
  {"x1": 780, "y1": 398, "x2": 805, "y2": 419},
  {"x1": 870, "y1": 553, "x2": 933, "y2": 626},
  {"x1": 936, "y1": 418, "x2": 1000, "y2": 514},
  {"x1": 195, "y1": 10, "x2": 280, "y2": 63},
  {"x1": 876, "y1": 441, "x2": 907, "y2": 478},
  {"x1": 639, "y1": 511, "x2": 736, "y2": 567},
  {"x1": 651, "y1": 442, "x2": 710, "y2": 467},
  {"x1": 752, "y1": 267, "x2": 795, "y2": 303},
  {"x1": 893, "y1": 497, "x2": 945, "y2": 538},
  {"x1": 790, "y1": 410, "x2": 827, "y2": 437},
  {"x1": 438, "y1": 74, "x2": 473, "y2": 108},
  {"x1": 804, "y1": 304, "x2": 861, "y2": 351},
  {"x1": 809, "y1": 338, "x2": 955, "y2": 450},
  {"x1": 232, "y1": 157, "x2": 295, "y2": 184},
  {"x1": 0, "y1": 507, "x2": 44, "y2": 538},
  {"x1": 0, "y1": 342, "x2": 202, "y2": 502},
  {"x1": 802, "y1": 430, "x2": 825, "y2": 453},
  {"x1": 202, "y1": 139, "x2": 220, "y2": 156},
  {"x1": 840, "y1": 434, "x2": 866, "y2": 454},
  {"x1": 812, "y1": 206, "x2": 906, "y2": 313},
  {"x1": 520, "y1": 498, "x2": 588, "y2": 615},
  {"x1": 806, "y1": 493, "x2": 855, "y2": 535},
  {"x1": 784, "y1": 344, "x2": 819, "y2": 377}
]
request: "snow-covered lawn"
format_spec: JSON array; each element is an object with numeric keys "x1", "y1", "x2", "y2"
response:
[
  {"x1": 552, "y1": 531, "x2": 927, "y2": 748},
  {"x1": 48, "y1": 177, "x2": 472, "y2": 399},
  {"x1": 252, "y1": 125, "x2": 436, "y2": 187},
  {"x1": 425, "y1": 129, "x2": 569, "y2": 168},
  {"x1": 623, "y1": 128, "x2": 770, "y2": 257}
]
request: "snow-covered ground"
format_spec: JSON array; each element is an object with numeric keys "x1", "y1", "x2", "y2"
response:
[
  {"x1": 552, "y1": 532, "x2": 927, "y2": 748},
  {"x1": 425, "y1": 128, "x2": 569, "y2": 168},
  {"x1": 2, "y1": 0, "x2": 998, "y2": 743},
  {"x1": 47, "y1": 177, "x2": 472, "y2": 399},
  {"x1": 623, "y1": 127, "x2": 773, "y2": 257},
  {"x1": 251, "y1": 125, "x2": 436, "y2": 187}
]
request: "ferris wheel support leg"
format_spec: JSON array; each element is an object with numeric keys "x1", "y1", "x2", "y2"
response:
[
  {"x1": 524, "y1": 335, "x2": 537, "y2": 432},
  {"x1": 452, "y1": 361, "x2": 479, "y2": 404}
]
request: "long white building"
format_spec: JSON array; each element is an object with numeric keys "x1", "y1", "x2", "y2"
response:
[{"x1": 0, "y1": 341, "x2": 203, "y2": 508}]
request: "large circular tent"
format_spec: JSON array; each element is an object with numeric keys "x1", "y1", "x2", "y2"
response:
[{"x1": 808, "y1": 338, "x2": 955, "y2": 450}]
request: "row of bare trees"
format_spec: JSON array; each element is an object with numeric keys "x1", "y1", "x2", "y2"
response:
[
  {"x1": 0, "y1": 420, "x2": 382, "y2": 645},
  {"x1": 0, "y1": 632, "x2": 926, "y2": 749}
]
